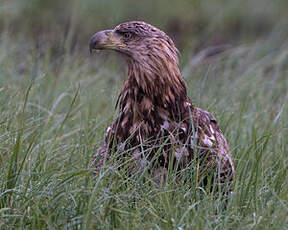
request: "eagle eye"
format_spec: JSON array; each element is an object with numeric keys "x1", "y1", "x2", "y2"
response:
[{"x1": 122, "y1": 32, "x2": 132, "y2": 40}]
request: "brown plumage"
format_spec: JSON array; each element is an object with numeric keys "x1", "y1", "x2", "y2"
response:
[{"x1": 89, "y1": 21, "x2": 234, "y2": 188}]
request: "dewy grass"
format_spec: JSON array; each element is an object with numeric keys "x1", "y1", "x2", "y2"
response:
[{"x1": 0, "y1": 36, "x2": 288, "y2": 229}]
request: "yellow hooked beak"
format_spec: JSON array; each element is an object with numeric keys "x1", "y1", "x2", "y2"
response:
[{"x1": 89, "y1": 30, "x2": 126, "y2": 53}]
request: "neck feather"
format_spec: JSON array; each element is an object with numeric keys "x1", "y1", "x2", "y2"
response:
[{"x1": 117, "y1": 57, "x2": 188, "y2": 119}]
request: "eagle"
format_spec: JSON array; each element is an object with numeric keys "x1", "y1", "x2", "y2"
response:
[{"x1": 89, "y1": 21, "x2": 234, "y2": 189}]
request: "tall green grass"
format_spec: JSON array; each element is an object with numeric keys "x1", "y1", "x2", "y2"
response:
[{"x1": 0, "y1": 32, "x2": 287, "y2": 229}]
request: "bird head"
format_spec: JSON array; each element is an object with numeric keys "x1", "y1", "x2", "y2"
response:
[{"x1": 89, "y1": 21, "x2": 178, "y2": 65}]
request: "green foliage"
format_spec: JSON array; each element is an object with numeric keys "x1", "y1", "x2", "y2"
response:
[
  {"x1": 0, "y1": 0, "x2": 288, "y2": 229},
  {"x1": 0, "y1": 30, "x2": 288, "y2": 229}
]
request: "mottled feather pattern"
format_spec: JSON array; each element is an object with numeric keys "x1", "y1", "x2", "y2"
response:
[{"x1": 90, "y1": 21, "x2": 234, "y2": 188}]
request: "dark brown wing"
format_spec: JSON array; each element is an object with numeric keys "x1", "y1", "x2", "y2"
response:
[
  {"x1": 189, "y1": 105, "x2": 235, "y2": 186},
  {"x1": 91, "y1": 103, "x2": 234, "y2": 187}
]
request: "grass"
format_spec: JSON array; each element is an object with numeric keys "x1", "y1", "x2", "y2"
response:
[{"x1": 0, "y1": 30, "x2": 288, "y2": 229}]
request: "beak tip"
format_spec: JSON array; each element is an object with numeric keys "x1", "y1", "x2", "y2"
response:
[{"x1": 89, "y1": 30, "x2": 114, "y2": 55}]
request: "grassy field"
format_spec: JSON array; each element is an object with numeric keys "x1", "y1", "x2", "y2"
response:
[{"x1": 1, "y1": 13, "x2": 288, "y2": 230}]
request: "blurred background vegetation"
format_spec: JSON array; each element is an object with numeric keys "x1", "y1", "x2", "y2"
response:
[
  {"x1": 1, "y1": 0, "x2": 288, "y2": 85},
  {"x1": 2, "y1": 0, "x2": 288, "y2": 54}
]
